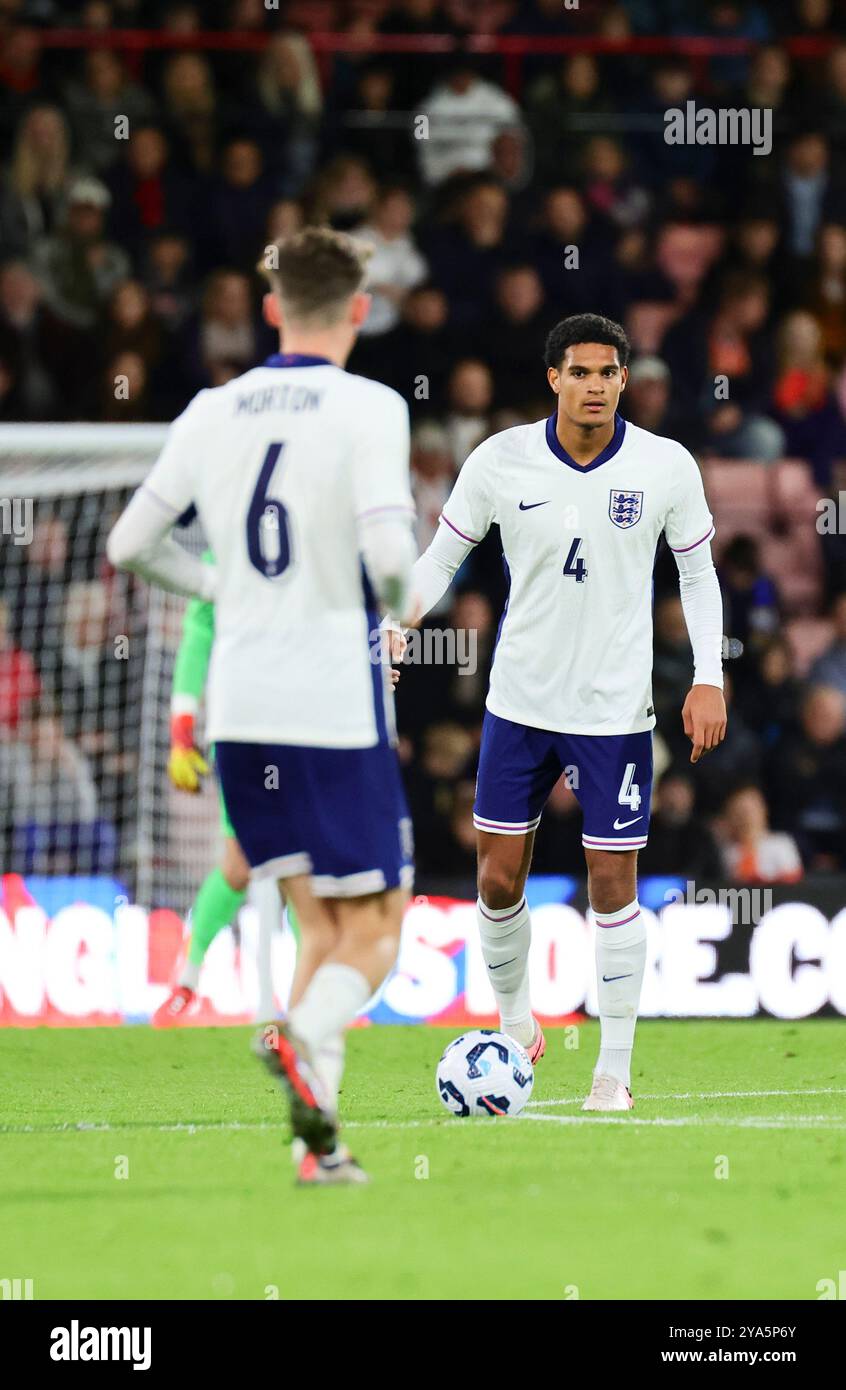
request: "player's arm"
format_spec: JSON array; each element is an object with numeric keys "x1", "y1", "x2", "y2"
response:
[
  {"x1": 168, "y1": 551, "x2": 215, "y2": 793},
  {"x1": 352, "y1": 386, "x2": 418, "y2": 622},
  {"x1": 106, "y1": 395, "x2": 217, "y2": 602},
  {"x1": 384, "y1": 439, "x2": 496, "y2": 653},
  {"x1": 665, "y1": 451, "x2": 727, "y2": 764}
]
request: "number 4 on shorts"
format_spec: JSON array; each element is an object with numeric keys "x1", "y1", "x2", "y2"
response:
[{"x1": 618, "y1": 762, "x2": 641, "y2": 812}]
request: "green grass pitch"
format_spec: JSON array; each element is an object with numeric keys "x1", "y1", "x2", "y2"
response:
[{"x1": 1, "y1": 1021, "x2": 844, "y2": 1301}]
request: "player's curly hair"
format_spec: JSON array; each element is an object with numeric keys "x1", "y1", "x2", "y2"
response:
[{"x1": 544, "y1": 314, "x2": 631, "y2": 370}]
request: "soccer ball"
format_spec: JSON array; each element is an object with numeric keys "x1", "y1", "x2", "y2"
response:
[{"x1": 435, "y1": 1028, "x2": 534, "y2": 1118}]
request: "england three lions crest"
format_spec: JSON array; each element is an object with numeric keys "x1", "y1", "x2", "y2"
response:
[{"x1": 609, "y1": 489, "x2": 643, "y2": 529}]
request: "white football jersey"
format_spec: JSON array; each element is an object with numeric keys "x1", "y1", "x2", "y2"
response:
[
  {"x1": 142, "y1": 355, "x2": 414, "y2": 747},
  {"x1": 441, "y1": 413, "x2": 715, "y2": 736}
]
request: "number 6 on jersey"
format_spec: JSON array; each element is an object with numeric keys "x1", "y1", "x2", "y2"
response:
[{"x1": 246, "y1": 442, "x2": 292, "y2": 579}]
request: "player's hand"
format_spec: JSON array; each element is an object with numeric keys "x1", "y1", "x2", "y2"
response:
[
  {"x1": 682, "y1": 685, "x2": 727, "y2": 764},
  {"x1": 168, "y1": 743, "x2": 210, "y2": 791},
  {"x1": 379, "y1": 624, "x2": 407, "y2": 690},
  {"x1": 168, "y1": 712, "x2": 210, "y2": 793},
  {"x1": 387, "y1": 628, "x2": 407, "y2": 662},
  {"x1": 388, "y1": 629, "x2": 407, "y2": 688}
]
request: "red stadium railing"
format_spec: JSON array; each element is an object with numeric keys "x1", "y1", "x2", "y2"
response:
[{"x1": 29, "y1": 29, "x2": 844, "y2": 99}]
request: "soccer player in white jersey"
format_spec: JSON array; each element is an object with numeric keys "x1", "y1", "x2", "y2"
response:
[
  {"x1": 392, "y1": 314, "x2": 727, "y2": 1111},
  {"x1": 107, "y1": 228, "x2": 418, "y2": 1182}
]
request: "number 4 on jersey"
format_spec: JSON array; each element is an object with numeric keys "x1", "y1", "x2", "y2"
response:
[
  {"x1": 618, "y1": 762, "x2": 641, "y2": 812},
  {"x1": 563, "y1": 536, "x2": 587, "y2": 582}
]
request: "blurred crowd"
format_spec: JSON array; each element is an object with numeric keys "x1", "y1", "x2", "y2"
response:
[
  {"x1": 0, "y1": 504, "x2": 144, "y2": 875},
  {"x1": 2, "y1": 0, "x2": 846, "y2": 885}
]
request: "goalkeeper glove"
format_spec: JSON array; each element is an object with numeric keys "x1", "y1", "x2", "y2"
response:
[{"x1": 168, "y1": 712, "x2": 209, "y2": 793}]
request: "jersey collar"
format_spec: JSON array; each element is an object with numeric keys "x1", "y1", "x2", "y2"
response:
[
  {"x1": 545, "y1": 411, "x2": 627, "y2": 473},
  {"x1": 263, "y1": 353, "x2": 335, "y2": 369}
]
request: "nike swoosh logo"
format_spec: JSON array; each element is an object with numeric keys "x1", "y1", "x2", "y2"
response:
[
  {"x1": 519, "y1": 500, "x2": 550, "y2": 510},
  {"x1": 602, "y1": 973, "x2": 633, "y2": 983},
  {"x1": 489, "y1": 957, "x2": 518, "y2": 970},
  {"x1": 613, "y1": 816, "x2": 643, "y2": 830}
]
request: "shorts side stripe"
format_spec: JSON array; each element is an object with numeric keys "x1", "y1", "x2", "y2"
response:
[
  {"x1": 251, "y1": 851, "x2": 312, "y2": 881},
  {"x1": 582, "y1": 835, "x2": 648, "y2": 850},
  {"x1": 311, "y1": 868, "x2": 387, "y2": 897},
  {"x1": 473, "y1": 813, "x2": 542, "y2": 835}
]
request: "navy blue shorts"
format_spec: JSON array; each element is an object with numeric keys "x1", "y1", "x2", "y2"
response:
[
  {"x1": 474, "y1": 711, "x2": 653, "y2": 852},
  {"x1": 215, "y1": 740, "x2": 414, "y2": 897}
]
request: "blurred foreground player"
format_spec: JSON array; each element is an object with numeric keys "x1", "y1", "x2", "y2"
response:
[
  {"x1": 391, "y1": 314, "x2": 726, "y2": 1110},
  {"x1": 108, "y1": 228, "x2": 417, "y2": 1183},
  {"x1": 153, "y1": 554, "x2": 299, "y2": 1027}
]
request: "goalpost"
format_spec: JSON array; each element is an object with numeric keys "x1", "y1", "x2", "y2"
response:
[
  {"x1": 0, "y1": 423, "x2": 287, "y2": 1017},
  {"x1": 0, "y1": 423, "x2": 221, "y2": 915}
]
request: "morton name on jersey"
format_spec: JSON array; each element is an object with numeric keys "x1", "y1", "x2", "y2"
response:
[
  {"x1": 439, "y1": 412, "x2": 714, "y2": 736},
  {"x1": 141, "y1": 356, "x2": 415, "y2": 748}
]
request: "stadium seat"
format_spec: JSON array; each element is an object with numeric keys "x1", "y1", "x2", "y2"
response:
[
  {"x1": 704, "y1": 459, "x2": 825, "y2": 612},
  {"x1": 784, "y1": 618, "x2": 835, "y2": 676},
  {"x1": 703, "y1": 459, "x2": 771, "y2": 547},
  {"x1": 770, "y1": 458, "x2": 821, "y2": 525},
  {"x1": 760, "y1": 531, "x2": 824, "y2": 615},
  {"x1": 702, "y1": 460, "x2": 769, "y2": 510}
]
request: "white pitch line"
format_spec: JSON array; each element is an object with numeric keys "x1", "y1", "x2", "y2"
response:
[
  {"x1": 350, "y1": 1114, "x2": 846, "y2": 1132},
  {"x1": 0, "y1": 1117, "x2": 453, "y2": 1137},
  {"x1": 527, "y1": 1086, "x2": 846, "y2": 1109},
  {"x1": 4, "y1": 1089, "x2": 843, "y2": 1138},
  {"x1": 1, "y1": 1089, "x2": 843, "y2": 1138},
  {"x1": 0, "y1": 1112, "x2": 450, "y2": 1134},
  {"x1": 0, "y1": 1120, "x2": 291, "y2": 1136},
  {"x1": 524, "y1": 1111, "x2": 846, "y2": 1131},
  {"x1": 3, "y1": 1108, "x2": 846, "y2": 1137}
]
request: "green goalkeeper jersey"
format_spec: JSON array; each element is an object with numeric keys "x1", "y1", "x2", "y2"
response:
[
  {"x1": 168, "y1": 550, "x2": 300, "y2": 941},
  {"x1": 171, "y1": 550, "x2": 215, "y2": 714}
]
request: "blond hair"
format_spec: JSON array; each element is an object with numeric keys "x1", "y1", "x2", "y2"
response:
[{"x1": 13, "y1": 105, "x2": 70, "y2": 198}]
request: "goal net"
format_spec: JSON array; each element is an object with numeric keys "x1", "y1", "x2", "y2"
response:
[{"x1": 0, "y1": 423, "x2": 220, "y2": 915}]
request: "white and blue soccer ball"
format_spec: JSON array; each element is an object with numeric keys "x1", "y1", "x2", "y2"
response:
[{"x1": 435, "y1": 1028, "x2": 534, "y2": 1118}]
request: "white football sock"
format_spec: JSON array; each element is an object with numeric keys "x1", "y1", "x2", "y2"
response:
[
  {"x1": 288, "y1": 963, "x2": 370, "y2": 1055},
  {"x1": 476, "y1": 895, "x2": 534, "y2": 1047},
  {"x1": 179, "y1": 960, "x2": 200, "y2": 990},
  {"x1": 254, "y1": 877, "x2": 279, "y2": 1020},
  {"x1": 592, "y1": 898, "x2": 646, "y2": 1089},
  {"x1": 314, "y1": 1033, "x2": 346, "y2": 1115}
]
